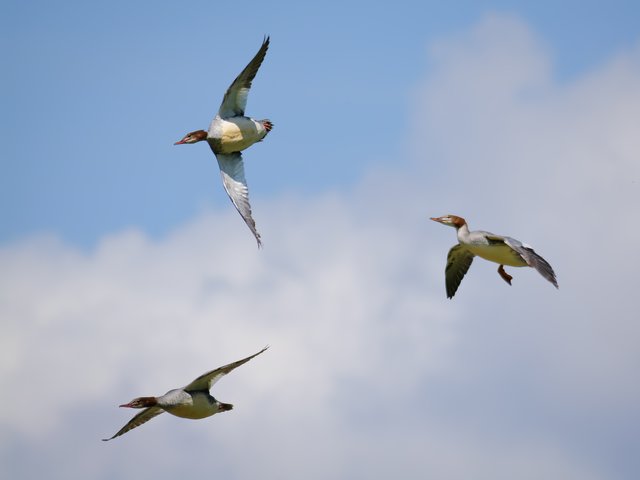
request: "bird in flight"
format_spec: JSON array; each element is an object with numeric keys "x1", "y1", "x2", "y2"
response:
[
  {"x1": 103, "y1": 346, "x2": 268, "y2": 441},
  {"x1": 175, "y1": 37, "x2": 273, "y2": 247},
  {"x1": 431, "y1": 215, "x2": 558, "y2": 298}
]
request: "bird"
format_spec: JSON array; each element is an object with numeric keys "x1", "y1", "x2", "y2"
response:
[
  {"x1": 174, "y1": 36, "x2": 273, "y2": 247},
  {"x1": 102, "y1": 346, "x2": 268, "y2": 441},
  {"x1": 430, "y1": 215, "x2": 558, "y2": 298}
]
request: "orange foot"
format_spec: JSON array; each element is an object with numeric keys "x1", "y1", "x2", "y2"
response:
[{"x1": 497, "y1": 265, "x2": 513, "y2": 285}]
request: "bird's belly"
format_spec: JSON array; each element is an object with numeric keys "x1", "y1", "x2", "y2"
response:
[
  {"x1": 210, "y1": 117, "x2": 265, "y2": 154},
  {"x1": 467, "y1": 244, "x2": 527, "y2": 267},
  {"x1": 165, "y1": 396, "x2": 217, "y2": 419}
]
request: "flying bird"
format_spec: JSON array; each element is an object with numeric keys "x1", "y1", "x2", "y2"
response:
[
  {"x1": 103, "y1": 346, "x2": 268, "y2": 441},
  {"x1": 174, "y1": 37, "x2": 273, "y2": 247},
  {"x1": 430, "y1": 215, "x2": 558, "y2": 298}
]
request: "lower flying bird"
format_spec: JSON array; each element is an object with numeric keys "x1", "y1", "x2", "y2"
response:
[
  {"x1": 430, "y1": 215, "x2": 558, "y2": 298},
  {"x1": 103, "y1": 346, "x2": 268, "y2": 441},
  {"x1": 174, "y1": 37, "x2": 273, "y2": 247}
]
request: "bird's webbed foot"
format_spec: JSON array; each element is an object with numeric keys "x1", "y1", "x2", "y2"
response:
[{"x1": 497, "y1": 265, "x2": 513, "y2": 285}]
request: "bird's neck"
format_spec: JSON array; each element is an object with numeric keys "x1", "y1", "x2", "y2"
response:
[{"x1": 456, "y1": 222, "x2": 471, "y2": 243}]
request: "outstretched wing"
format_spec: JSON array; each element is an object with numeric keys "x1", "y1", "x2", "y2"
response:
[
  {"x1": 218, "y1": 36, "x2": 270, "y2": 118},
  {"x1": 102, "y1": 406, "x2": 164, "y2": 441},
  {"x1": 445, "y1": 244, "x2": 475, "y2": 299},
  {"x1": 502, "y1": 237, "x2": 559, "y2": 288},
  {"x1": 184, "y1": 346, "x2": 269, "y2": 393},
  {"x1": 215, "y1": 152, "x2": 261, "y2": 247}
]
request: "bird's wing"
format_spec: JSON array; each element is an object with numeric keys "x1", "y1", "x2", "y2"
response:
[
  {"x1": 214, "y1": 152, "x2": 261, "y2": 247},
  {"x1": 218, "y1": 36, "x2": 270, "y2": 119},
  {"x1": 102, "y1": 406, "x2": 164, "y2": 441},
  {"x1": 445, "y1": 244, "x2": 475, "y2": 299},
  {"x1": 484, "y1": 233, "x2": 508, "y2": 245},
  {"x1": 502, "y1": 237, "x2": 559, "y2": 288},
  {"x1": 184, "y1": 346, "x2": 269, "y2": 393}
]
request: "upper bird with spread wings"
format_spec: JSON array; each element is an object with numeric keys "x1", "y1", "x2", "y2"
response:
[
  {"x1": 175, "y1": 37, "x2": 273, "y2": 247},
  {"x1": 102, "y1": 346, "x2": 268, "y2": 441}
]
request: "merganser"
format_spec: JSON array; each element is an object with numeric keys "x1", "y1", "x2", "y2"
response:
[
  {"x1": 174, "y1": 37, "x2": 273, "y2": 247},
  {"x1": 430, "y1": 215, "x2": 558, "y2": 298},
  {"x1": 103, "y1": 346, "x2": 268, "y2": 441}
]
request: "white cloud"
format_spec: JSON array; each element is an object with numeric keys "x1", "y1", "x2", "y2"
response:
[{"x1": 2, "y1": 13, "x2": 639, "y2": 480}]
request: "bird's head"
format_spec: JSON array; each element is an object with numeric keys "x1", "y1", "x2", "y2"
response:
[
  {"x1": 430, "y1": 215, "x2": 467, "y2": 229},
  {"x1": 174, "y1": 130, "x2": 208, "y2": 145},
  {"x1": 119, "y1": 396, "x2": 157, "y2": 409},
  {"x1": 218, "y1": 402, "x2": 233, "y2": 413}
]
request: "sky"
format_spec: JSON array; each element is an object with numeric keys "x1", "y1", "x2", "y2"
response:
[{"x1": 2, "y1": 1, "x2": 640, "y2": 479}]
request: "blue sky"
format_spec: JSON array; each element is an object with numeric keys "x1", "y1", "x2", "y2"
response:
[
  {"x1": 3, "y1": 0, "x2": 639, "y2": 247},
  {"x1": 2, "y1": 1, "x2": 640, "y2": 480}
]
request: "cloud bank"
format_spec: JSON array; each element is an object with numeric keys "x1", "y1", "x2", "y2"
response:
[{"x1": 2, "y1": 14, "x2": 639, "y2": 480}]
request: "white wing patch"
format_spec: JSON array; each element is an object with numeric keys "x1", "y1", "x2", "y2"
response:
[{"x1": 215, "y1": 152, "x2": 262, "y2": 247}]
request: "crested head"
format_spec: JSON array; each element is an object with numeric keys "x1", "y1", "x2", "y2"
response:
[
  {"x1": 174, "y1": 130, "x2": 207, "y2": 145},
  {"x1": 430, "y1": 214, "x2": 467, "y2": 229},
  {"x1": 119, "y1": 396, "x2": 157, "y2": 409}
]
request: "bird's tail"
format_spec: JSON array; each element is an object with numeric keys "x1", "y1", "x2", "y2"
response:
[{"x1": 260, "y1": 119, "x2": 273, "y2": 133}]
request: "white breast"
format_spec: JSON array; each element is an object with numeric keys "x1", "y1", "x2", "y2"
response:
[{"x1": 211, "y1": 117, "x2": 266, "y2": 154}]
